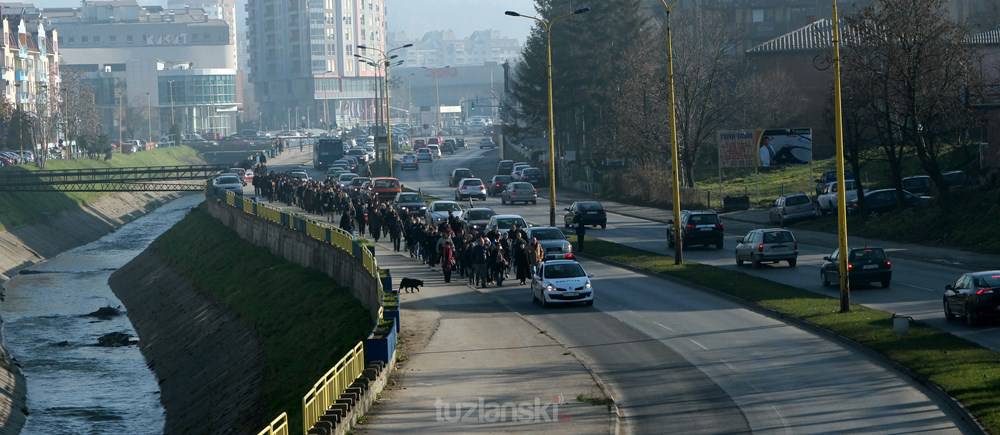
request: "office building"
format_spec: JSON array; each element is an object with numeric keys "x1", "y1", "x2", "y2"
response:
[
  {"x1": 388, "y1": 29, "x2": 521, "y2": 68},
  {"x1": 247, "y1": 0, "x2": 385, "y2": 129}
]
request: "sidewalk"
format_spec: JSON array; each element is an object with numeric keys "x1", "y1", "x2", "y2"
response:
[
  {"x1": 548, "y1": 187, "x2": 1000, "y2": 271},
  {"x1": 356, "y1": 247, "x2": 612, "y2": 434}
]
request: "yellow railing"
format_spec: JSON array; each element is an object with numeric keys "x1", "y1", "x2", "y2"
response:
[
  {"x1": 257, "y1": 412, "x2": 289, "y2": 435},
  {"x1": 302, "y1": 342, "x2": 366, "y2": 435},
  {"x1": 306, "y1": 221, "x2": 326, "y2": 241},
  {"x1": 258, "y1": 204, "x2": 282, "y2": 224},
  {"x1": 330, "y1": 228, "x2": 353, "y2": 252},
  {"x1": 226, "y1": 190, "x2": 236, "y2": 206},
  {"x1": 242, "y1": 198, "x2": 255, "y2": 214}
]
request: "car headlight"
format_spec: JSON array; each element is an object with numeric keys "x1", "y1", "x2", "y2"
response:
[
  {"x1": 585, "y1": 281, "x2": 592, "y2": 289},
  {"x1": 545, "y1": 284, "x2": 555, "y2": 292}
]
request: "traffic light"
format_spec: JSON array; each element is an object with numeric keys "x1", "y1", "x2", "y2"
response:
[{"x1": 471, "y1": 101, "x2": 476, "y2": 111}]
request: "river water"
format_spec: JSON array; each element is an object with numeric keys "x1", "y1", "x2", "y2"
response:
[{"x1": 0, "y1": 194, "x2": 203, "y2": 435}]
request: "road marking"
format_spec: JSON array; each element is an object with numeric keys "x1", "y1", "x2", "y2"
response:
[
  {"x1": 653, "y1": 321, "x2": 674, "y2": 332},
  {"x1": 719, "y1": 358, "x2": 737, "y2": 371},
  {"x1": 897, "y1": 282, "x2": 938, "y2": 292},
  {"x1": 688, "y1": 338, "x2": 709, "y2": 351}
]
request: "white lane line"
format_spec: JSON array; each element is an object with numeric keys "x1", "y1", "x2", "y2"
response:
[
  {"x1": 653, "y1": 321, "x2": 675, "y2": 332},
  {"x1": 688, "y1": 338, "x2": 709, "y2": 351},
  {"x1": 719, "y1": 358, "x2": 737, "y2": 371},
  {"x1": 897, "y1": 282, "x2": 938, "y2": 292}
]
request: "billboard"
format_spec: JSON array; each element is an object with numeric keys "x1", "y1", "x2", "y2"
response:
[
  {"x1": 717, "y1": 130, "x2": 757, "y2": 169},
  {"x1": 757, "y1": 128, "x2": 813, "y2": 168}
]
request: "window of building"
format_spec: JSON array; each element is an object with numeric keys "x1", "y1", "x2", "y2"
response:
[
  {"x1": 126, "y1": 34, "x2": 133, "y2": 42},
  {"x1": 109, "y1": 35, "x2": 116, "y2": 42},
  {"x1": 752, "y1": 9, "x2": 765, "y2": 23},
  {"x1": 81, "y1": 35, "x2": 88, "y2": 42},
  {"x1": 94, "y1": 35, "x2": 100, "y2": 42}
]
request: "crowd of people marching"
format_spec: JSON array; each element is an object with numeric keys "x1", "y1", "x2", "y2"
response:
[{"x1": 246, "y1": 163, "x2": 552, "y2": 288}]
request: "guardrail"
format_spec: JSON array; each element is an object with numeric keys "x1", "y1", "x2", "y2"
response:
[
  {"x1": 256, "y1": 412, "x2": 289, "y2": 435},
  {"x1": 222, "y1": 190, "x2": 383, "y2": 300},
  {"x1": 302, "y1": 342, "x2": 366, "y2": 434}
]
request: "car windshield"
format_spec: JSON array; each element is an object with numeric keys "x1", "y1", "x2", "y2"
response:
[
  {"x1": 513, "y1": 183, "x2": 533, "y2": 191},
  {"x1": 348, "y1": 149, "x2": 364, "y2": 155},
  {"x1": 688, "y1": 214, "x2": 719, "y2": 225},
  {"x1": 975, "y1": 275, "x2": 1000, "y2": 287},
  {"x1": 493, "y1": 175, "x2": 513, "y2": 183},
  {"x1": 763, "y1": 231, "x2": 794, "y2": 243},
  {"x1": 455, "y1": 170, "x2": 472, "y2": 177},
  {"x1": 433, "y1": 203, "x2": 461, "y2": 212},
  {"x1": 523, "y1": 168, "x2": 541, "y2": 175},
  {"x1": 531, "y1": 229, "x2": 565, "y2": 240},
  {"x1": 351, "y1": 178, "x2": 369, "y2": 185},
  {"x1": 495, "y1": 218, "x2": 526, "y2": 229},
  {"x1": 462, "y1": 179, "x2": 482, "y2": 186},
  {"x1": 849, "y1": 248, "x2": 886, "y2": 262},
  {"x1": 397, "y1": 194, "x2": 421, "y2": 203},
  {"x1": 339, "y1": 174, "x2": 357, "y2": 181},
  {"x1": 374, "y1": 179, "x2": 399, "y2": 188},
  {"x1": 403, "y1": 155, "x2": 415, "y2": 161},
  {"x1": 417, "y1": 149, "x2": 430, "y2": 154},
  {"x1": 467, "y1": 210, "x2": 495, "y2": 220},
  {"x1": 785, "y1": 195, "x2": 810, "y2": 206},
  {"x1": 545, "y1": 264, "x2": 586, "y2": 279},
  {"x1": 578, "y1": 202, "x2": 603, "y2": 211},
  {"x1": 217, "y1": 176, "x2": 240, "y2": 184}
]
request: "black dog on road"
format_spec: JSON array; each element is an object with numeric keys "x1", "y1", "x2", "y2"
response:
[{"x1": 399, "y1": 277, "x2": 424, "y2": 293}]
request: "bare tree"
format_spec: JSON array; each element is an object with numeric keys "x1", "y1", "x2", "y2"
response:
[
  {"x1": 845, "y1": 0, "x2": 978, "y2": 208},
  {"x1": 605, "y1": 36, "x2": 668, "y2": 166}
]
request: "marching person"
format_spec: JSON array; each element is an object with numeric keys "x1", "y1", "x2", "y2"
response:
[
  {"x1": 575, "y1": 219, "x2": 587, "y2": 253},
  {"x1": 442, "y1": 240, "x2": 456, "y2": 283}
]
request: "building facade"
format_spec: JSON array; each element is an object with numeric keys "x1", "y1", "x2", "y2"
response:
[
  {"x1": 46, "y1": 0, "x2": 237, "y2": 138},
  {"x1": 388, "y1": 29, "x2": 521, "y2": 68},
  {"x1": 247, "y1": 0, "x2": 385, "y2": 130},
  {"x1": 0, "y1": 16, "x2": 59, "y2": 117}
]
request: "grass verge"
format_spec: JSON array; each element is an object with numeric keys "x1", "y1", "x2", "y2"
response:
[
  {"x1": 569, "y1": 234, "x2": 1000, "y2": 433},
  {"x1": 151, "y1": 205, "x2": 373, "y2": 432},
  {"x1": 0, "y1": 146, "x2": 204, "y2": 230}
]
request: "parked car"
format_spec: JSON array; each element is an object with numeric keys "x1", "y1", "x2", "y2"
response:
[
  {"x1": 416, "y1": 148, "x2": 433, "y2": 163},
  {"x1": 814, "y1": 169, "x2": 854, "y2": 196},
  {"x1": 489, "y1": 175, "x2": 514, "y2": 196},
  {"x1": 820, "y1": 247, "x2": 892, "y2": 288},
  {"x1": 496, "y1": 160, "x2": 515, "y2": 175},
  {"x1": 462, "y1": 207, "x2": 497, "y2": 231},
  {"x1": 486, "y1": 214, "x2": 529, "y2": 234},
  {"x1": 400, "y1": 154, "x2": 419, "y2": 170},
  {"x1": 944, "y1": 271, "x2": 1000, "y2": 325},
  {"x1": 531, "y1": 259, "x2": 594, "y2": 307},
  {"x1": 526, "y1": 226, "x2": 574, "y2": 260},
  {"x1": 735, "y1": 229, "x2": 798, "y2": 268},
  {"x1": 425, "y1": 200, "x2": 464, "y2": 224},
  {"x1": 520, "y1": 167, "x2": 545, "y2": 186},
  {"x1": 902, "y1": 175, "x2": 932, "y2": 195},
  {"x1": 769, "y1": 192, "x2": 817, "y2": 225},
  {"x1": 455, "y1": 178, "x2": 487, "y2": 201},
  {"x1": 943, "y1": 170, "x2": 968, "y2": 188},
  {"x1": 450, "y1": 168, "x2": 474, "y2": 187},
  {"x1": 564, "y1": 201, "x2": 607, "y2": 229},
  {"x1": 501, "y1": 182, "x2": 538, "y2": 205},
  {"x1": 817, "y1": 180, "x2": 858, "y2": 214},
  {"x1": 394, "y1": 192, "x2": 427, "y2": 215},
  {"x1": 666, "y1": 210, "x2": 724, "y2": 250},
  {"x1": 846, "y1": 189, "x2": 930, "y2": 215}
]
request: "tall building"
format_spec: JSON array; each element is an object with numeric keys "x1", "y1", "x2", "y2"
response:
[
  {"x1": 0, "y1": 14, "x2": 60, "y2": 118},
  {"x1": 45, "y1": 0, "x2": 238, "y2": 138},
  {"x1": 247, "y1": 0, "x2": 385, "y2": 130},
  {"x1": 388, "y1": 29, "x2": 521, "y2": 68}
]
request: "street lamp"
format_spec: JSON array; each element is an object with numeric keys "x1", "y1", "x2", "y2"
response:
[
  {"x1": 359, "y1": 43, "x2": 413, "y2": 177},
  {"x1": 146, "y1": 92, "x2": 152, "y2": 144},
  {"x1": 421, "y1": 66, "x2": 451, "y2": 135},
  {"x1": 505, "y1": 6, "x2": 590, "y2": 227},
  {"x1": 829, "y1": 0, "x2": 852, "y2": 312},
  {"x1": 658, "y1": 0, "x2": 684, "y2": 264}
]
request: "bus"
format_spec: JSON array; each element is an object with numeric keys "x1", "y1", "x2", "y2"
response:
[{"x1": 314, "y1": 138, "x2": 345, "y2": 169}]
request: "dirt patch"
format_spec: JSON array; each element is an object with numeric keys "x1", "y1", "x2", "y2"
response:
[{"x1": 109, "y1": 249, "x2": 266, "y2": 435}]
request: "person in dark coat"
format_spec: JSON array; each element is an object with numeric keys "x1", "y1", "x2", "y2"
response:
[
  {"x1": 340, "y1": 205, "x2": 355, "y2": 233},
  {"x1": 513, "y1": 233, "x2": 530, "y2": 285},
  {"x1": 575, "y1": 219, "x2": 587, "y2": 253},
  {"x1": 442, "y1": 240, "x2": 456, "y2": 283},
  {"x1": 369, "y1": 205, "x2": 382, "y2": 242},
  {"x1": 470, "y1": 236, "x2": 488, "y2": 288},
  {"x1": 356, "y1": 205, "x2": 367, "y2": 236},
  {"x1": 389, "y1": 212, "x2": 402, "y2": 252}
]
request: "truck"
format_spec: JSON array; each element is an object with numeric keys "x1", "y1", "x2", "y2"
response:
[{"x1": 314, "y1": 138, "x2": 345, "y2": 169}]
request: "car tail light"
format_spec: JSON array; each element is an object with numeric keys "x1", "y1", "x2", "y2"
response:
[
  {"x1": 757, "y1": 243, "x2": 764, "y2": 252},
  {"x1": 564, "y1": 253, "x2": 576, "y2": 260},
  {"x1": 976, "y1": 288, "x2": 994, "y2": 296},
  {"x1": 715, "y1": 223, "x2": 724, "y2": 231},
  {"x1": 847, "y1": 263, "x2": 854, "y2": 271},
  {"x1": 686, "y1": 223, "x2": 696, "y2": 231},
  {"x1": 883, "y1": 260, "x2": 892, "y2": 269}
]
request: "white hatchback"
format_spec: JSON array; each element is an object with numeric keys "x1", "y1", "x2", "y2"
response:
[{"x1": 531, "y1": 260, "x2": 594, "y2": 307}]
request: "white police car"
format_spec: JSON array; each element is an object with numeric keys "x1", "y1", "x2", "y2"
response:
[{"x1": 531, "y1": 259, "x2": 594, "y2": 307}]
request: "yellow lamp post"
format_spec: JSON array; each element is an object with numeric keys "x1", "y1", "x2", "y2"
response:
[
  {"x1": 658, "y1": 0, "x2": 684, "y2": 264},
  {"x1": 829, "y1": 0, "x2": 851, "y2": 312}
]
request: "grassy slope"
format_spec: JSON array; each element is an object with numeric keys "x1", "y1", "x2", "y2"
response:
[
  {"x1": 571, "y1": 235, "x2": 1000, "y2": 433},
  {"x1": 150, "y1": 206, "x2": 373, "y2": 432},
  {"x1": 0, "y1": 147, "x2": 204, "y2": 230}
]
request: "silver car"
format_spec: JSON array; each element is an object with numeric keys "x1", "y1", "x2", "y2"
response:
[
  {"x1": 501, "y1": 182, "x2": 538, "y2": 205},
  {"x1": 526, "y1": 226, "x2": 573, "y2": 260},
  {"x1": 769, "y1": 193, "x2": 817, "y2": 225},
  {"x1": 735, "y1": 229, "x2": 798, "y2": 268}
]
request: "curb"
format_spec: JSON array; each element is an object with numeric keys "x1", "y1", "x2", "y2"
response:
[{"x1": 576, "y1": 250, "x2": 987, "y2": 435}]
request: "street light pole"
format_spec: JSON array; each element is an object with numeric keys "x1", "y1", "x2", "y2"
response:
[
  {"x1": 505, "y1": 7, "x2": 590, "y2": 227},
  {"x1": 146, "y1": 92, "x2": 152, "y2": 144},
  {"x1": 830, "y1": 0, "x2": 851, "y2": 312},
  {"x1": 660, "y1": 0, "x2": 684, "y2": 264}
]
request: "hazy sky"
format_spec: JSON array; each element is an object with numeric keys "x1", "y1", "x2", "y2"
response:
[{"x1": 386, "y1": 0, "x2": 536, "y2": 42}]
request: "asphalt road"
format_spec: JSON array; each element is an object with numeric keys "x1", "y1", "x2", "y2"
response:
[{"x1": 265, "y1": 145, "x2": 969, "y2": 434}]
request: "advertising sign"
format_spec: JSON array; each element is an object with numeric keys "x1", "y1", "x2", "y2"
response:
[
  {"x1": 756, "y1": 128, "x2": 813, "y2": 168},
  {"x1": 717, "y1": 130, "x2": 756, "y2": 169}
]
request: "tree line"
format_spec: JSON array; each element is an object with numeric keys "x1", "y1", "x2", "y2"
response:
[{"x1": 506, "y1": 0, "x2": 996, "y2": 212}]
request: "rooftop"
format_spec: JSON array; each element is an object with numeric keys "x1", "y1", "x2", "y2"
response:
[{"x1": 747, "y1": 19, "x2": 1000, "y2": 55}]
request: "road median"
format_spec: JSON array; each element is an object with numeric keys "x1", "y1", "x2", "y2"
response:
[{"x1": 569, "y1": 235, "x2": 996, "y2": 434}]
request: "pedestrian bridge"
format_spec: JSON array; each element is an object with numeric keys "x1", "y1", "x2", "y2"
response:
[{"x1": 0, "y1": 165, "x2": 229, "y2": 192}]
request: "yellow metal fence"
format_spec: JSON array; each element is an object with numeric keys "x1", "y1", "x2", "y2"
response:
[
  {"x1": 256, "y1": 412, "x2": 289, "y2": 435},
  {"x1": 302, "y1": 342, "x2": 366, "y2": 434}
]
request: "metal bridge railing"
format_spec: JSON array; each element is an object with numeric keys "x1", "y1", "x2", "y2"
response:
[
  {"x1": 256, "y1": 412, "x2": 289, "y2": 435},
  {"x1": 301, "y1": 342, "x2": 365, "y2": 435}
]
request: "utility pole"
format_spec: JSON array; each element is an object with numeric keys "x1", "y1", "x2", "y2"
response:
[
  {"x1": 169, "y1": 80, "x2": 176, "y2": 140},
  {"x1": 660, "y1": 0, "x2": 684, "y2": 264},
  {"x1": 118, "y1": 87, "x2": 124, "y2": 152},
  {"x1": 830, "y1": 0, "x2": 852, "y2": 312},
  {"x1": 146, "y1": 92, "x2": 152, "y2": 144}
]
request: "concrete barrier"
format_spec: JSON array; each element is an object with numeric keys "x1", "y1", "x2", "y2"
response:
[{"x1": 206, "y1": 198, "x2": 381, "y2": 320}]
